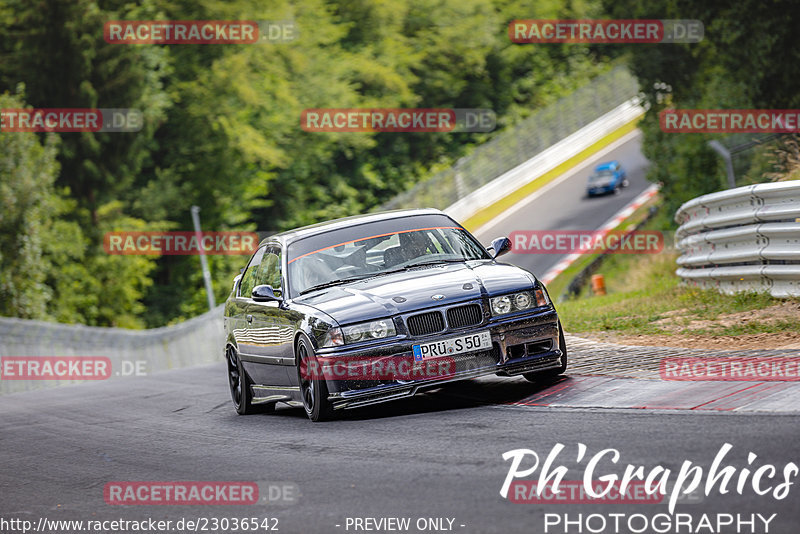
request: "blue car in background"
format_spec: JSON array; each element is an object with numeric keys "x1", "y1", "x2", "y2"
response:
[{"x1": 586, "y1": 161, "x2": 628, "y2": 196}]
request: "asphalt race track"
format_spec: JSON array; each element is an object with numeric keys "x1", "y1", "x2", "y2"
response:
[
  {"x1": 474, "y1": 129, "x2": 651, "y2": 279},
  {"x1": 2, "y1": 129, "x2": 800, "y2": 534},
  {"x1": 1, "y1": 364, "x2": 799, "y2": 533}
]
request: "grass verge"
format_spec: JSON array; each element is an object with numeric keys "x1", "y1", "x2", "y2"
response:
[
  {"x1": 556, "y1": 240, "x2": 800, "y2": 336},
  {"x1": 544, "y1": 192, "x2": 661, "y2": 299}
]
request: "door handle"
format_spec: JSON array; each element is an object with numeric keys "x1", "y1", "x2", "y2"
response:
[{"x1": 246, "y1": 314, "x2": 253, "y2": 323}]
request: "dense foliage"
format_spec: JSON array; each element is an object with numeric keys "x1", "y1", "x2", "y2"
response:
[
  {"x1": 6, "y1": 0, "x2": 792, "y2": 327},
  {"x1": 601, "y1": 0, "x2": 800, "y2": 215},
  {"x1": 1, "y1": 0, "x2": 610, "y2": 326}
]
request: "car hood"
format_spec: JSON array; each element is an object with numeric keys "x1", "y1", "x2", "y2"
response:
[{"x1": 293, "y1": 261, "x2": 536, "y2": 325}]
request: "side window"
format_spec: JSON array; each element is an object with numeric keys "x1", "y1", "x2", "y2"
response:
[
  {"x1": 256, "y1": 247, "x2": 283, "y2": 297},
  {"x1": 239, "y1": 246, "x2": 266, "y2": 298}
]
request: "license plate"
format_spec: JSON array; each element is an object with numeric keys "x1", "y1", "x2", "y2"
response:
[{"x1": 412, "y1": 330, "x2": 492, "y2": 361}]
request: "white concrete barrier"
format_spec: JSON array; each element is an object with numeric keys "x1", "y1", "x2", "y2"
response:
[{"x1": 0, "y1": 305, "x2": 224, "y2": 395}]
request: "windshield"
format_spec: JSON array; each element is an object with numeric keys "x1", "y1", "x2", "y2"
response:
[
  {"x1": 589, "y1": 170, "x2": 615, "y2": 182},
  {"x1": 288, "y1": 226, "x2": 488, "y2": 297}
]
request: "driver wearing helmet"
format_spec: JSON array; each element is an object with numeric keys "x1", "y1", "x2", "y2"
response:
[{"x1": 400, "y1": 231, "x2": 430, "y2": 261}]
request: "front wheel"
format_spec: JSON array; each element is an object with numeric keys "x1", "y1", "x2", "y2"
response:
[
  {"x1": 523, "y1": 322, "x2": 567, "y2": 382},
  {"x1": 296, "y1": 335, "x2": 334, "y2": 422}
]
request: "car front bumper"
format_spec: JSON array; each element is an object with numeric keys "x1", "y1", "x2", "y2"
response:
[{"x1": 317, "y1": 307, "x2": 562, "y2": 410}]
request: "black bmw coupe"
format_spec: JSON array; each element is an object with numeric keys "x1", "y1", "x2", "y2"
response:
[{"x1": 224, "y1": 209, "x2": 566, "y2": 421}]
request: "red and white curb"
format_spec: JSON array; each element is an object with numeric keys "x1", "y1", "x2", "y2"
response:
[
  {"x1": 540, "y1": 183, "x2": 660, "y2": 285},
  {"x1": 506, "y1": 375, "x2": 800, "y2": 413}
]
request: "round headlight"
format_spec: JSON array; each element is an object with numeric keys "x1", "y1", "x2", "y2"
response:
[
  {"x1": 370, "y1": 320, "x2": 389, "y2": 339},
  {"x1": 492, "y1": 296, "x2": 512, "y2": 315},
  {"x1": 514, "y1": 292, "x2": 532, "y2": 310},
  {"x1": 345, "y1": 327, "x2": 363, "y2": 342}
]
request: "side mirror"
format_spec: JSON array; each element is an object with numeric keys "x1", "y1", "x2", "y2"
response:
[
  {"x1": 252, "y1": 284, "x2": 282, "y2": 302},
  {"x1": 488, "y1": 237, "x2": 512, "y2": 259}
]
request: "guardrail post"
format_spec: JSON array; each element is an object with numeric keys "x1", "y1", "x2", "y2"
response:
[
  {"x1": 454, "y1": 158, "x2": 467, "y2": 200},
  {"x1": 191, "y1": 205, "x2": 216, "y2": 311},
  {"x1": 708, "y1": 140, "x2": 736, "y2": 189}
]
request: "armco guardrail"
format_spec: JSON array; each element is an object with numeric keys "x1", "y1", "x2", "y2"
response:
[
  {"x1": 0, "y1": 305, "x2": 224, "y2": 395},
  {"x1": 675, "y1": 180, "x2": 800, "y2": 297},
  {"x1": 380, "y1": 66, "x2": 642, "y2": 218}
]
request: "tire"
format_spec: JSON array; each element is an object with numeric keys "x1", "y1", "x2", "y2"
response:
[
  {"x1": 226, "y1": 345, "x2": 274, "y2": 415},
  {"x1": 296, "y1": 335, "x2": 334, "y2": 422},
  {"x1": 523, "y1": 321, "x2": 568, "y2": 382},
  {"x1": 622, "y1": 178, "x2": 630, "y2": 188}
]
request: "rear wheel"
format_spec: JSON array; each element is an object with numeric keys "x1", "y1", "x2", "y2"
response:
[
  {"x1": 523, "y1": 322, "x2": 567, "y2": 382},
  {"x1": 296, "y1": 336, "x2": 334, "y2": 422},
  {"x1": 227, "y1": 346, "x2": 274, "y2": 415}
]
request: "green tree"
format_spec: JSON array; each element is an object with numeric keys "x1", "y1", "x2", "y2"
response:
[
  {"x1": 0, "y1": 89, "x2": 158, "y2": 327},
  {"x1": 1, "y1": 0, "x2": 615, "y2": 326},
  {"x1": 602, "y1": 0, "x2": 800, "y2": 214},
  {"x1": 0, "y1": 92, "x2": 62, "y2": 319}
]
